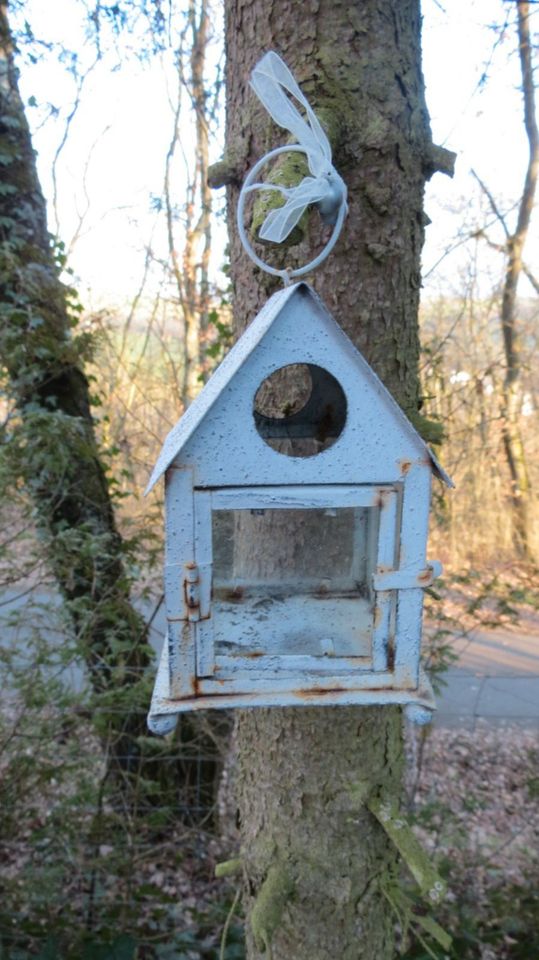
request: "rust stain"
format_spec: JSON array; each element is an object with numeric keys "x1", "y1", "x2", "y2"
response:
[
  {"x1": 190, "y1": 675, "x2": 200, "y2": 697},
  {"x1": 417, "y1": 566, "x2": 433, "y2": 585},
  {"x1": 373, "y1": 604, "x2": 383, "y2": 628},
  {"x1": 295, "y1": 687, "x2": 346, "y2": 698},
  {"x1": 225, "y1": 586, "x2": 245, "y2": 602},
  {"x1": 165, "y1": 681, "x2": 409, "y2": 706},
  {"x1": 187, "y1": 688, "x2": 253, "y2": 700},
  {"x1": 294, "y1": 683, "x2": 401, "y2": 699},
  {"x1": 244, "y1": 650, "x2": 264, "y2": 658},
  {"x1": 399, "y1": 459, "x2": 412, "y2": 476},
  {"x1": 314, "y1": 583, "x2": 330, "y2": 597},
  {"x1": 375, "y1": 489, "x2": 389, "y2": 508}
]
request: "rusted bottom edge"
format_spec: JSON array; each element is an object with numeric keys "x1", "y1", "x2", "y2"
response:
[{"x1": 148, "y1": 679, "x2": 436, "y2": 732}]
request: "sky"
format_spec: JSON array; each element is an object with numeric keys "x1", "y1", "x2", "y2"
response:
[
  {"x1": 421, "y1": 0, "x2": 538, "y2": 297},
  {"x1": 12, "y1": 0, "x2": 539, "y2": 308}
]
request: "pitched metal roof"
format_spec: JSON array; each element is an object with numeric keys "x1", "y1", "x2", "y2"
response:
[{"x1": 146, "y1": 283, "x2": 453, "y2": 493}]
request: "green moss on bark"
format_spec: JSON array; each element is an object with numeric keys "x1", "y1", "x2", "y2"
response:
[
  {"x1": 250, "y1": 864, "x2": 294, "y2": 953},
  {"x1": 251, "y1": 151, "x2": 310, "y2": 247}
]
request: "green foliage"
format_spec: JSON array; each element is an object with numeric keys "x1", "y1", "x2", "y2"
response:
[
  {"x1": 408, "y1": 410, "x2": 445, "y2": 447},
  {"x1": 0, "y1": 596, "x2": 236, "y2": 957},
  {"x1": 0, "y1": 52, "x2": 226, "y2": 960},
  {"x1": 372, "y1": 762, "x2": 539, "y2": 960},
  {"x1": 383, "y1": 879, "x2": 452, "y2": 960},
  {"x1": 410, "y1": 573, "x2": 539, "y2": 959},
  {"x1": 421, "y1": 565, "x2": 538, "y2": 698},
  {"x1": 203, "y1": 301, "x2": 234, "y2": 370},
  {"x1": 452, "y1": 567, "x2": 538, "y2": 623},
  {"x1": 421, "y1": 579, "x2": 460, "y2": 695},
  {"x1": 402, "y1": 869, "x2": 539, "y2": 960}
]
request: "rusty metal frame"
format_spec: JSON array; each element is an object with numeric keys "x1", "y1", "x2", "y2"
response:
[{"x1": 155, "y1": 480, "x2": 441, "y2": 719}]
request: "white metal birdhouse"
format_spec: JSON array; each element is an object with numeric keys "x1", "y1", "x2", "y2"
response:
[{"x1": 147, "y1": 283, "x2": 452, "y2": 734}]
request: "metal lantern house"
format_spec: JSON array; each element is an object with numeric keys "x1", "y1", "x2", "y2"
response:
[{"x1": 147, "y1": 283, "x2": 452, "y2": 734}]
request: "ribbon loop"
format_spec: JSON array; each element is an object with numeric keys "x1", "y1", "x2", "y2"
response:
[
  {"x1": 250, "y1": 51, "x2": 333, "y2": 178},
  {"x1": 237, "y1": 51, "x2": 348, "y2": 272},
  {"x1": 249, "y1": 52, "x2": 347, "y2": 242}
]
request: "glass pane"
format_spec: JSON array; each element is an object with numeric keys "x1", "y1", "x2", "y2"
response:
[{"x1": 211, "y1": 506, "x2": 379, "y2": 661}]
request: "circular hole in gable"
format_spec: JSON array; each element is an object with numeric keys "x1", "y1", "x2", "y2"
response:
[{"x1": 253, "y1": 363, "x2": 347, "y2": 458}]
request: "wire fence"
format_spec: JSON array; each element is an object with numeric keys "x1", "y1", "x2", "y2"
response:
[{"x1": 0, "y1": 583, "x2": 241, "y2": 960}]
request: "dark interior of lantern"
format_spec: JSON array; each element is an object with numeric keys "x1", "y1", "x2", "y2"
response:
[{"x1": 253, "y1": 363, "x2": 347, "y2": 457}]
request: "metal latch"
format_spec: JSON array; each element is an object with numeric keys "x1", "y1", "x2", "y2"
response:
[
  {"x1": 373, "y1": 560, "x2": 443, "y2": 592},
  {"x1": 183, "y1": 563, "x2": 200, "y2": 621}
]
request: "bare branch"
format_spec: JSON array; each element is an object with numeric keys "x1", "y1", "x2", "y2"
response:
[
  {"x1": 471, "y1": 169, "x2": 511, "y2": 238},
  {"x1": 65, "y1": 123, "x2": 112, "y2": 260},
  {"x1": 523, "y1": 263, "x2": 539, "y2": 295},
  {"x1": 51, "y1": 57, "x2": 99, "y2": 236}
]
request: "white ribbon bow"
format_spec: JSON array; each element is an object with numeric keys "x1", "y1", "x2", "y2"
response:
[{"x1": 248, "y1": 51, "x2": 347, "y2": 243}]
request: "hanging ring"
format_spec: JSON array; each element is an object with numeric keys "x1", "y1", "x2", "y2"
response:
[{"x1": 237, "y1": 144, "x2": 347, "y2": 282}]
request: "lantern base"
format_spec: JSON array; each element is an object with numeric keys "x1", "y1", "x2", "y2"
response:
[{"x1": 147, "y1": 636, "x2": 436, "y2": 735}]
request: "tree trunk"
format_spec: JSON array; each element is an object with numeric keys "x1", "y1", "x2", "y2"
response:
[
  {"x1": 221, "y1": 0, "x2": 451, "y2": 956},
  {"x1": 0, "y1": 0, "x2": 150, "y2": 774},
  {"x1": 165, "y1": 0, "x2": 213, "y2": 405},
  {"x1": 472, "y1": 3, "x2": 538, "y2": 562},
  {"x1": 0, "y1": 0, "x2": 224, "y2": 818},
  {"x1": 499, "y1": 0, "x2": 537, "y2": 562}
]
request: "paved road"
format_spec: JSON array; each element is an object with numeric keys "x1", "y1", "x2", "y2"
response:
[{"x1": 435, "y1": 610, "x2": 539, "y2": 729}]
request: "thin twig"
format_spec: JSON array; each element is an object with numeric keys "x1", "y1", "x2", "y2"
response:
[{"x1": 219, "y1": 885, "x2": 241, "y2": 960}]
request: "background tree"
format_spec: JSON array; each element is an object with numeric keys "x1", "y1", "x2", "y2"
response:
[
  {"x1": 0, "y1": 0, "x2": 225, "y2": 814},
  {"x1": 212, "y1": 0, "x2": 454, "y2": 956},
  {"x1": 471, "y1": 0, "x2": 538, "y2": 562},
  {"x1": 0, "y1": 0, "x2": 153, "y2": 781},
  {"x1": 163, "y1": 0, "x2": 218, "y2": 405}
]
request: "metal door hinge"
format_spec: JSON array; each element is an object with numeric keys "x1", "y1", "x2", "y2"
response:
[{"x1": 184, "y1": 563, "x2": 200, "y2": 621}]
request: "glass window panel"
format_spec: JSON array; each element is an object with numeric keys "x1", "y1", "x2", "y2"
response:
[{"x1": 211, "y1": 506, "x2": 380, "y2": 660}]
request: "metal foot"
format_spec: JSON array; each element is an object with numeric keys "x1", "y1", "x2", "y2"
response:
[
  {"x1": 148, "y1": 713, "x2": 178, "y2": 736},
  {"x1": 404, "y1": 703, "x2": 434, "y2": 726}
]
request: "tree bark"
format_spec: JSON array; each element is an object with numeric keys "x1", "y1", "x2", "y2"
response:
[
  {"x1": 222, "y1": 0, "x2": 447, "y2": 956},
  {"x1": 0, "y1": 0, "x2": 224, "y2": 816},
  {"x1": 0, "y1": 0, "x2": 149, "y2": 761}
]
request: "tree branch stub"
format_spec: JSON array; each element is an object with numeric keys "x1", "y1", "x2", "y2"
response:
[{"x1": 423, "y1": 143, "x2": 456, "y2": 180}]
